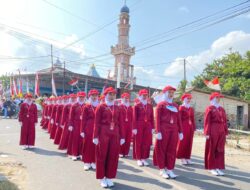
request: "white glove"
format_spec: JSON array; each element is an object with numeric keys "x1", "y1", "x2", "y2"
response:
[
  {"x1": 132, "y1": 129, "x2": 137, "y2": 135},
  {"x1": 152, "y1": 129, "x2": 155, "y2": 134},
  {"x1": 93, "y1": 138, "x2": 99, "y2": 145},
  {"x1": 179, "y1": 133, "x2": 184, "y2": 141},
  {"x1": 68, "y1": 126, "x2": 73, "y2": 131},
  {"x1": 80, "y1": 132, "x2": 85, "y2": 138},
  {"x1": 156, "y1": 133, "x2": 162, "y2": 140},
  {"x1": 205, "y1": 135, "x2": 210, "y2": 140},
  {"x1": 47, "y1": 116, "x2": 50, "y2": 119},
  {"x1": 120, "y1": 139, "x2": 125, "y2": 145},
  {"x1": 51, "y1": 119, "x2": 54, "y2": 124},
  {"x1": 56, "y1": 123, "x2": 58, "y2": 126},
  {"x1": 60, "y1": 125, "x2": 64, "y2": 129}
]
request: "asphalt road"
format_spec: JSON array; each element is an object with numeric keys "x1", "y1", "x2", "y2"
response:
[{"x1": 0, "y1": 119, "x2": 249, "y2": 190}]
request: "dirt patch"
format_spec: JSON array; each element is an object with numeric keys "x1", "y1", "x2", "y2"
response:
[{"x1": 0, "y1": 155, "x2": 27, "y2": 190}]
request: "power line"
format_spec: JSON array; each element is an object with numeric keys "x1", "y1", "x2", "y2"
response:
[
  {"x1": 133, "y1": 0, "x2": 250, "y2": 47},
  {"x1": 57, "y1": 1, "x2": 250, "y2": 66}
]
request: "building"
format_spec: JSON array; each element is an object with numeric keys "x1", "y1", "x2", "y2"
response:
[
  {"x1": 17, "y1": 62, "x2": 158, "y2": 99},
  {"x1": 111, "y1": 3, "x2": 135, "y2": 83},
  {"x1": 188, "y1": 88, "x2": 250, "y2": 130}
]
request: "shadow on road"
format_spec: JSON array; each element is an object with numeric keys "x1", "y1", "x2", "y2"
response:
[
  {"x1": 174, "y1": 155, "x2": 250, "y2": 190},
  {"x1": 117, "y1": 161, "x2": 173, "y2": 189},
  {"x1": 27, "y1": 147, "x2": 67, "y2": 157}
]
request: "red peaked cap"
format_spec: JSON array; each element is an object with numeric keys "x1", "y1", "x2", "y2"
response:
[
  {"x1": 121, "y1": 92, "x2": 130, "y2": 98},
  {"x1": 181, "y1": 93, "x2": 192, "y2": 101},
  {"x1": 210, "y1": 92, "x2": 224, "y2": 100},
  {"x1": 25, "y1": 93, "x2": 33, "y2": 98},
  {"x1": 62, "y1": 95, "x2": 69, "y2": 99},
  {"x1": 69, "y1": 94, "x2": 77, "y2": 98},
  {"x1": 88, "y1": 89, "x2": 99, "y2": 97},
  {"x1": 77, "y1": 91, "x2": 86, "y2": 97},
  {"x1": 104, "y1": 87, "x2": 117, "y2": 96},
  {"x1": 138, "y1": 89, "x2": 148, "y2": 96},
  {"x1": 162, "y1": 86, "x2": 176, "y2": 93}
]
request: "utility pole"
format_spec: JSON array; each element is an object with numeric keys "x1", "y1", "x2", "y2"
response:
[
  {"x1": 116, "y1": 62, "x2": 121, "y2": 98},
  {"x1": 51, "y1": 44, "x2": 53, "y2": 68},
  {"x1": 184, "y1": 58, "x2": 187, "y2": 82},
  {"x1": 63, "y1": 61, "x2": 65, "y2": 95}
]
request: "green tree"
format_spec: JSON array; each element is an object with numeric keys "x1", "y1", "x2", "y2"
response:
[{"x1": 192, "y1": 51, "x2": 250, "y2": 100}]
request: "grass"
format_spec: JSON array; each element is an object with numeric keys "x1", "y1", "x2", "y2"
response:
[{"x1": 0, "y1": 180, "x2": 19, "y2": 190}]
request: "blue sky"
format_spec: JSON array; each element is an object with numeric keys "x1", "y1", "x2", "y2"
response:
[{"x1": 0, "y1": 0, "x2": 250, "y2": 88}]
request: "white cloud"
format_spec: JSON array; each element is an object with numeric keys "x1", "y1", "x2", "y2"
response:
[
  {"x1": 135, "y1": 66, "x2": 154, "y2": 75},
  {"x1": 178, "y1": 6, "x2": 190, "y2": 13},
  {"x1": 164, "y1": 31, "x2": 250, "y2": 79}
]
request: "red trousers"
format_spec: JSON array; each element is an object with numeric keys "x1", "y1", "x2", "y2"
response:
[
  {"x1": 120, "y1": 124, "x2": 132, "y2": 156},
  {"x1": 59, "y1": 123, "x2": 70, "y2": 150},
  {"x1": 50, "y1": 124, "x2": 57, "y2": 139},
  {"x1": 20, "y1": 121, "x2": 35, "y2": 146},
  {"x1": 54, "y1": 126, "x2": 63, "y2": 145},
  {"x1": 205, "y1": 131, "x2": 226, "y2": 170},
  {"x1": 133, "y1": 124, "x2": 152, "y2": 160},
  {"x1": 82, "y1": 123, "x2": 95, "y2": 163},
  {"x1": 176, "y1": 122, "x2": 194, "y2": 159},
  {"x1": 68, "y1": 121, "x2": 81, "y2": 156},
  {"x1": 96, "y1": 132, "x2": 120, "y2": 179},
  {"x1": 153, "y1": 130, "x2": 178, "y2": 170}
]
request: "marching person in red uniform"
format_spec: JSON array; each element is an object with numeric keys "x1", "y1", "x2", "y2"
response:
[
  {"x1": 177, "y1": 93, "x2": 196, "y2": 165},
  {"x1": 48, "y1": 98, "x2": 57, "y2": 134},
  {"x1": 43, "y1": 98, "x2": 52, "y2": 130},
  {"x1": 40, "y1": 98, "x2": 47, "y2": 128},
  {"x1": 93, "y1": 87, "x2": 125, "y2": 188},
  {"x1": 80, "y1": 89, "x2": 99, "y2": 171},
  {"x1": 204, "y1": 92, "x2": 228, "y2": 176},
  {"x1": 153, "y1": 86, "x2": 183, "y2": 179},
  {"x1": 133, "y1": 89, "x2": 154, "y2": 167},
  {"x1": 119, "y1": 92, "x2": 133, "y2": 158},
  {"x1": 54, "y1": 96, "x2": 65, "y2": 144},
  {"x1": 67, "y1": 92, "x2": 86, "y2": 161},
  {"x1": 50, "y1": 97, "x2": 63, "y2": 140},
  {"x1": 19, "y1": 93, "x2": 38, "y2": 149},
  {"x1": 59, "y1": 94, "x2": 76, "y2": 151}
]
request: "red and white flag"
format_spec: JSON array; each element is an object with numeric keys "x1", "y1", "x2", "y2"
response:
[
  {"x1": 17, "y1": 69, "x2": 23, "y2": 96},
  {"x1": 10, "y1": 76, "x2": 14, "y2": 96},
  {"x1": 204, "y1": 77, "x2": 221, "y2": 91},
  {"x1": 26, "y1": 79, "x2": 30, "y2": 93},
  {"x1": 68, "y1": 78, "x2": 78, "y2": 86},
  {"x1": 13, "y1": 76, "x2": 18, "y2": 95},
  {"x1": 35, "y1": 72, "x2": 40, "y2": 96},
  {"x1": 51, "y1": 73, "x2": 57, "y2": 96}
]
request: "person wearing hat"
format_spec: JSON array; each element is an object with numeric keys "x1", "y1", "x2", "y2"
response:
[
  {"x1": 41, "y1": 98, "x2": 50, "y2": 130},
  {"x1": 18, "y1": 93, "x2": 38, "y2": 149},
  {"x1": 50, "y1": 97, "x2": 63, "y2": 140},
  {"x1": 59, "y1": 94, "x2": 77, "y2": 151},
  {"x1": 153, "y1": 86, "x2": 183, "y2": 179},
  {"x1": 176, "y1": 93, "x2": 196, "y2": 165},
  {"x1": 53, "y1": 96, "x2": 65, "y2": 144},
  {"x1": 133, "y1": 89, "x2": 154, "y2": 167},
  {"x1": 48, "y1": 97, "x2": 58, "y2": 135},
  {"x1": 204, "y1": 92, "x2": 228, "y2": 176},
  {"x1": 119, "y1": 92, "x2": 133, "y2": 158},
  {"x1": 80, "y1": 89, "x2": 99, "y2": 171},
  {"x1": 40, "y1": 98, "x2": 47, "y2": 128},
  {"x1": 93, "y1": 87, "x2": 125, "y2": 188},
  {"x1": 67, "y1": 92, "x2": 86, "y2": 161}
]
